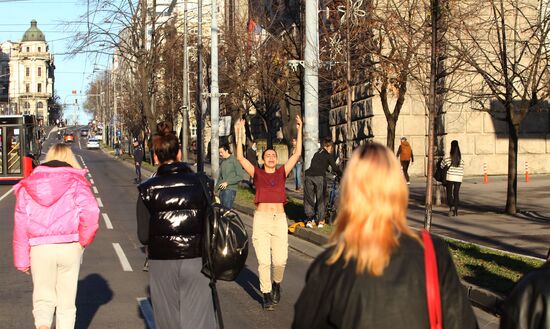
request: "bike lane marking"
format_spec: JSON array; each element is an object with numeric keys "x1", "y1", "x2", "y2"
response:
[
  {"x1": 93, "y1": 186, "x2": 98, "y2": 194},
  {"x1": 90, "y1": 179, "x2": 95, "y2": 185},
  {"x1": 102, "y1": 213, "x2": 113, "y2": 229},
  {"x1": 112, "y1": 243, "x2": 133, "y2": 271},
  {"x1": 96, "y1": 197, "x2": 103, "y2": 208}
]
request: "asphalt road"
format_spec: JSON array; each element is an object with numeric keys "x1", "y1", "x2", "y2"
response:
[
  {"x1": 0, "y1": 128, "x2": 499, "y2": 328},
  {"x1": 0, "y1": 130, "x2": 313, "y2": 329}
]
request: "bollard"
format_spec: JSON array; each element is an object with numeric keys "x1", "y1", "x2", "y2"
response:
[
  {"x1": 525, "y1": 161, "x2": 529, "y2": 183},
  {"x1": 483, "y1": 162, "x2": 488, "y2": 184}
]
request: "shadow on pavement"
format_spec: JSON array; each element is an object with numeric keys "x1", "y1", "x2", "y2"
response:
[
  {"x1": 235, "y1": 266, "x2": 262, "y2": 305},
  {"x1": 75, "y1": 274, "x2": 113, "y2": 329}
]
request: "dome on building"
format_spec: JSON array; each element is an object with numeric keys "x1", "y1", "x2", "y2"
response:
[{"x1": 21, "y1": 20, "x2": 45, "y2": 42}]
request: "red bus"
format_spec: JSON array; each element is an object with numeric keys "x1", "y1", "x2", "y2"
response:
[{"x1": 0, "y1": 115, "x2": 41, "y2": 182}]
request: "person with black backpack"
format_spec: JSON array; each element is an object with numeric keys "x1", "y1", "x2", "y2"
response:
[
  {"x1": 234, "y1": 115, "x2": 303, "y2": 311},
  {"x1": 136, "y1": 125, "x2": 216, "y2": 329},
  {"x1": 441, "y1": 140, "x2": 465, "y2": 217}
]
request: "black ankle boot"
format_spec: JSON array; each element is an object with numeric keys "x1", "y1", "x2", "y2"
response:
[
  {"x1": 272, "y1": 282, "x2": 281, "y2": 304},
  {"x1": 262, "y1": 293, "x2": 274, "y2": 310},
  {"x1": 453, "y1": 207, "x2": 458, "y2": 216}
]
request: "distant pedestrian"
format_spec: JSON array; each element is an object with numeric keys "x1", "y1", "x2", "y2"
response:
[
  {"x1": 133, "y1": 139, "x2": 144, "y2": 184},
  {"x1": 499, "y1": 248, "x2": 550, "y2": 329},
  {"x1": 292, "y1": 143, "x2": 477, "y2": 329},
  {"x1": 291, "y1": 137, "x2": 303, "y2": 191},
  {"x1": 304, "y1": 137, "x2": 342, "y2": 229},
  {"x1": 218, "y1": 144, "x2": 244, "y2": 209},
  {"x1": 13, "y1": 143, "x2": 99, "y2": 329},
  {"x1": 114, "y1": 139, "x2": 121, "y2": 157},
  {"x1": 396, "y1": 136, "x2": 414, "y2": 184},
  {"x1": 235, "y1": 115, "x2": 303, "y2": 311},
  {"x1": 136, "y1": 127, "x2": 216, "y2": 329},
  {"x1": 442, "y1": 140, "x2": 464, "y2": 216}
]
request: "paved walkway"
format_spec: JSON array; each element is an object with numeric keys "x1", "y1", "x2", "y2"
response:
[{"x1": 286, "y1": 174, "x2": 550, "y2": 259}]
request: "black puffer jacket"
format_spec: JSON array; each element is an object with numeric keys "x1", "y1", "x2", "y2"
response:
[
  {"x1": 137, "y1": 162, "x2": 211, "y2": 260},
  {"x1": 292, "y1": 234, "x2": 478, "y2": 329}
]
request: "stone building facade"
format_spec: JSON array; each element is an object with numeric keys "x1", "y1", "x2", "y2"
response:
[{"x1": 0, "y1": 20, "x2": 55, "y2": 124}]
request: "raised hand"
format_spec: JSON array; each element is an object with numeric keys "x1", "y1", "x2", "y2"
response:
[{"x1": 296, "y1": 115, "x2": 303, "y2": 130}]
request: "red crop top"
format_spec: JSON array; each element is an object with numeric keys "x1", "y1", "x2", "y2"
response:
[{"x1": 253, "y1": 166, "x2": 287, "y2": 204}]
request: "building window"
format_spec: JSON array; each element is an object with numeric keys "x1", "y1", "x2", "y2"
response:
[
  {"x1": 37, "y1": 102, "x2": 43, "y2": 109},
  {"x1": 37, "y1": 83, "x2": 42, "y2": 93},
  {"x1": 38, "y1": 47, "x2": 41, "y2": 52},
  {"x1": 24, "y1": 102, "x2": 30, "y2": 109},
  {"x1": 26, "y1": 47, "x2": 30, "y2": 52},
  {"x1": 25, "y1": 84, "x2": 30, "y2": 93},
  {"x1": 38, "y1": 67, "x2": 42, "y2": 76},
  {"x1": 26, "y1": 67, "x2": 30, "y2": 76}
]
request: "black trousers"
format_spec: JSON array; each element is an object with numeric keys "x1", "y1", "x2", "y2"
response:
[
  {"x1": 304, "y1": 175, "x2": 326, "y2": 223},
  {"x1": 135, "y1": 163, "x2": 142, "y2": 183},
  {"x1": 446, "y1": 181, "x2": 461, "y2": 211},
  {"x1": 401, "y1": 160, "x2": 410, "y2": 182}
]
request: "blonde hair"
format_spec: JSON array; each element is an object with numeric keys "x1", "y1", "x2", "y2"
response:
[
  {"x1": 328, "y1": 142, "x2": 418, "y2": 276},
  {"x1": 44, "y1": 143, "x2": 81, "y2": 169}
]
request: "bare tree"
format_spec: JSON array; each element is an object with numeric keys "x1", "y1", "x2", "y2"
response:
[{"x1": 451, "y1": 0, "x2": 550, "y2": 214}]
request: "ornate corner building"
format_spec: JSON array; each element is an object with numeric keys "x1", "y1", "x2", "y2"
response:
[{"x1": 0, "y1": 20, "x2": 55, "y2": 125}]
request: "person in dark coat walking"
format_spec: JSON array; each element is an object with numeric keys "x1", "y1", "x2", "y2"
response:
[
  {"x1": 304, "y1": 137, "x2": 342, "y2": 229},
  {"x1": 292, "y1": 143, "x2": 477, "y2": 329},
  {"x1": 499, "y1": 248, "x2": 550, "y2": 329},
  {"x1": 133, "y1": 139, "x2": 144, "y2": 184},
  {"x1": 136, "y1": 128, "x2": 216, "y2": 329}
]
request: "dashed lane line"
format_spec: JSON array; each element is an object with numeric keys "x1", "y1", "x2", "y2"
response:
[
  {"x1": 112, "y1": 243, "x2": 133, "y2": 272},
  {"x1": 102, "y1": 213, "x2": 113, "y2": 229},
  {"x1": 93, "y1": 186, "x2": 98, "y2": 194},
  {"x1": 96, "y1": 197, "x2": 103, "y2": 208},
  {"x1": 0, "y1": 188, "x2": 13, "y2": 202},
  {"x1": 137, "y1": 297, "x2": 156, "y2": 329},
  {"x1": 90, "y1": 179, "x2": 95, "y2": 185}
]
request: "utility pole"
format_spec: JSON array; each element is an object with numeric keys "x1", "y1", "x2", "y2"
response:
[
  {"x1": 196, "y1": 0, "x2": 204, "y2": 173},
  {"x1": 182, "y1": 0, "x2": 189, "y2": 161},
  {"x1": 345, "y1": 0, "x2": 353, "y2": 162},
  {"x1": 210, "y1": 0, "x2": 220, "y2": 180},
  {"x1": 303, "y1": 0, "x2": 319, "y2": 170}
]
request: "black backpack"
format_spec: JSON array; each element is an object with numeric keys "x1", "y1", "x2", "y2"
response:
[
  {"x1": 434, "y1": 158, "x2": 449, "y2": 184},
  {"x1": 198, "y1": 175, "x2": 249, "y2": 329}
]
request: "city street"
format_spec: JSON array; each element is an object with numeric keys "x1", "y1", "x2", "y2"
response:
[
  {"x1": 0, "y1": 131, "x2": 502, "y2": 328},
  {"x1": 0, "y1": 132, "x2": 315, "y2": 329}
]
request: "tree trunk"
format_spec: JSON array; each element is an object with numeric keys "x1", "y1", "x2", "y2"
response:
[
  {"x1": 505, "y1": 120, "x2": 519, "y2": 214},
  {"x1": 386, "y1": 118, "x2": 396, "y2": 152}
]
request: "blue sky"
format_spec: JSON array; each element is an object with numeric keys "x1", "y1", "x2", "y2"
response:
[{"x1": 0, "y1": 0, "x2": 112, "y2": 123}]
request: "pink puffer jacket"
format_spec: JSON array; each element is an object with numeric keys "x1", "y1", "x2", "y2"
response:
[{"x1": 13, "y1": 165, "x2": 99, "y2": 270}]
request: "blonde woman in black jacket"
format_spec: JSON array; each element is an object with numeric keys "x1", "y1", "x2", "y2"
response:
[{"x1": 292, "y1": 143, "x2": 477, "y2": 329}]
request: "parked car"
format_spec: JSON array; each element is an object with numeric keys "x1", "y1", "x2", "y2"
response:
[
  {"x1": 95, "y1": 133, "x2": 103, "y2": 141},
  {"x1": 63, "y1": 133, "x2": 74, "y2": 143},
  {"x1": 80, "y1": 129, "x2": 89, "y2": 137},
  {"x1": 86, "y1": 138, "x2": 100, "y2": 150}
]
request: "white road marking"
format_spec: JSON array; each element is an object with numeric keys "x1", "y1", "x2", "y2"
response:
[
  {"x1": 96, "y1": 197, "x2": 103, "y2": 207},
  {"x1": 137, "y1": 297, "x2": 156, "y2": 329},
  {"x1": 113, "y1": 243, "x2": 133, "y2": 272},
  {"x1": 93, "y1": 186, "x2": 98, "y2": 194},
  {"x1": 90, "y1": 179, "x2": 95, "y2": 185},
  {"x1": 102, "y1": 213, "x2": 113, "y2": 229},
  {"x1": 0, "y1": 188, "x2": 13, "y2": 202}
]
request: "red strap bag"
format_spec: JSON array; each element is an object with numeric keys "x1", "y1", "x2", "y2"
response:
[{"x1": 422, "y1": 230, "x2": 443, "y2": 329}]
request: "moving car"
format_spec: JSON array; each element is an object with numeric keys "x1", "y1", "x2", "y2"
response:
[
  {"x1": 80, "y1": 129, "x2": 89, "y2": 137},
  {"x1": 63, "y1": 133, "x2": 74, "y2": 143},
  {"x1": 86, "y1": 138, "x2": 100, "y2": 150}
]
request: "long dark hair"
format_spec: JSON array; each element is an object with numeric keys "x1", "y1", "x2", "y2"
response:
[
  {"x1": 153, "y1": 122, "x2": 179, "y2": 164},
  {"x1": 450, "y1": 140, "x2": 461, "y2": 167}
]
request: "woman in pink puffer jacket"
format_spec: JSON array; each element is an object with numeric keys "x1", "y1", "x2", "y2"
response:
[{"x1": 13, "y1": 143, "x2": 99, "y2": 329}]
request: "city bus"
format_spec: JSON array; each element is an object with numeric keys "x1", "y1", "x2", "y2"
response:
[{"x1": 0, "y1": 115, "x2": 41, "y2": 182}]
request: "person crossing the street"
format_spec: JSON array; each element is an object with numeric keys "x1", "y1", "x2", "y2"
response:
[
  {"x1": 235, "y1": 115, "x2": 303, "y2": 311},
  {"x1": 396, "y1": 136, "x2": 414, "y2": 184},
  {"x1": 133, "y1": 139, "x2": 144, "y2": 184}
]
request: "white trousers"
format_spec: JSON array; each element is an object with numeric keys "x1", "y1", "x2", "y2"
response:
[{"x1": 30, "y1": 242, "x2": 82, "y2": 329}]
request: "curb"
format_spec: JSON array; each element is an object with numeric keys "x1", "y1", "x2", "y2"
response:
[{"x1": 234, "y1": 200, "x2": 504, "y2": 316}]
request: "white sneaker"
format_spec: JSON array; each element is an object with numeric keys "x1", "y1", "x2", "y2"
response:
[
  {"x1": 306, "y1": 221, "x2": 314, "y2": 228},
  {"x1": 317, "y1": 222, "x2": 325, "y2": 229},
  {"x1": 407, "y1": 181, "x2": 411, "y2": 185}
]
